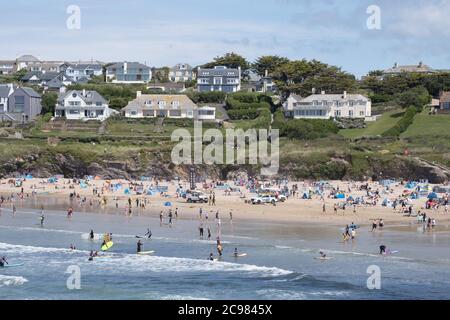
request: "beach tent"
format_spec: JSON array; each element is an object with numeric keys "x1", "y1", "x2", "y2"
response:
[
  {"x1": 164, "y1": 202, "x2": 172, "y2": 207},
  {"x1": 47, "y1": 177, "x2": 57, "y2": 183},
  {"x1": 25, "y1": 174, "x2": 33, "y2": 179},
  {"x1": 427, "y1": 192, "x2": 438, "y2": 200},
  {"x1": 146, "y1": 190, "x2": 154, "y2": 196},
  {"x1": 335, "y1": 194, "x2": 345, "y2": 199},
  {"x1": 124, "y1": 188, "x2": 131, "y2": 195}
]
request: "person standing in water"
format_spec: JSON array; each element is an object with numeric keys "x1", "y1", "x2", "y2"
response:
[
  {"x1": 39, "y1": 214, "x2": 45, "y2": 227},
  {"x1": 207, "y1": 227, "x2": 211, "y2": 240},
  {"x1": 137, "y1": 240, "x2": 143, "y2": 253},
  {"x1": 199, "y1": 222, "x2": 204, "y2": 238},
  {"x1": 159, "y1": 211, "x2": 163, "y2": 224},
  {"x1": 379, "y1": 245, "x2": 387, "y2": 255},
  {"x1": 145, "y1": 229, "x2": 152, "y2": 239},
  {"x1": 0, "y1": 256, "x2": 8, "y2": 267},
  {"x1": 89, "y1": 229, "x2": 95, "y2": 240},
  {"x1": 208, "y1": 253, "x2": 214, "y2": 261}
]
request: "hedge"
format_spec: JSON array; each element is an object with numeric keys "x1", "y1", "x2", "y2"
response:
[{"x1": 382, "y1": 106, "x2": 418, "y2": 137}]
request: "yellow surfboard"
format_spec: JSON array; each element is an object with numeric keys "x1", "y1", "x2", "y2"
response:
[{"x1": 101, "y1": 241, "x2": 114, "y2": 251}]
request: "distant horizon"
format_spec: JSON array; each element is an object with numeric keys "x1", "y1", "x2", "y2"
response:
[{"x1": 1, "y1": 0, "x2": 450, "y2": 77}]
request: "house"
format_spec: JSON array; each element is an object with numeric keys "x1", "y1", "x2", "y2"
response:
[
  {"x1": 0, "y1": 60, "x2": 16, "y2": 75},
  {"x1": 382, "y1": 62, "x2": 436, "y2": 77},
  {"x1": 106, "y1": 62, "x2": 152, "y2": 83},
  {"x1": 169, "y1": 63, "x2": 196, "y2": 82},
  {"x1": 21, "y1": 71, "x2": 73, "y2": 90},
  {"x1": 197, "y1": 66, "x2": 241, "y2": 93},
  {"x1": 256, "y1": 75, "x2": 277, "y2": 93},
  {"x1": 0, "y1": 84, "x2": 16, "y2": 113},
  {"x1": 15, "y1": 55, "x2": 63, "y2": 72},
  {"x1": 439, "y1": 92, "x2": 450, "y2": 110},
  {"x1": 54, "y1": 90, "x2": 117, "y2": 121},
  {"x1": 0, "y1": 87, "x2": 42, "y2": 123},
  {"x1": 287, "y1": 91, "x2": 371, "y2": 120},
  {"x1": 60, "y1": 62, "x2": 103, "y2": 81},
  {"x1": 122, "y1": 92, "x2": 215, "y2": 120},
  {"x1": 282, "y1": 94, "x2": 303, "y2": 118}
]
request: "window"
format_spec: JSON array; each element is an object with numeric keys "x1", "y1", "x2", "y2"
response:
[
  {"x1": 349, "y1": 110, "x2": 353, "y2": 117},
  {"x1": 130, "y1": 111, "x2": 137, "y2": 116},
  {"x1": 13, "y1": 96, "x2": 25, "y2": 113},
  {"x1": 158, "y1": 101, "x2": 166, "y2": 109},
  {"x1": 69, "y1": 110, "x2": 80, "y2": 114},
  {"x1": 360, "y1": 111, "x2": 365, "y2": 116},
  {"x1": 172, "y1": 100, "x2": 180, "y2": 109},
  {"x1": 96, "y1": 102, "x2": 102, "y2": 106},
  {"x1": 170, "y1": 110, "x2": 181, "y2": 117},
  {"x1": 335, "y1": 110, "x2": 341, "y2": 117}
]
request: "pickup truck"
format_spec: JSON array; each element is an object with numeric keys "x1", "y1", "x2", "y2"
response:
[
  {"x1": 186, "y1": 191, "x2": 208, "y2": 203},
  {"x1": 250, "y1": 195, "x2": 277, "y2": 205}
]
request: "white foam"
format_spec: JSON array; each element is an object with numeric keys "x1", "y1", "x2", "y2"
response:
[
  {"x1": 256, "y1": 289, "x2": 349, "y2": 300},
  {"x1": 0, "y1": 275, "x2": 28, "y2": 287}
]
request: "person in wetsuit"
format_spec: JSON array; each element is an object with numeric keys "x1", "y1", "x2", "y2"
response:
[
  {"x1": 379, "y1": 245, "x2": 387, "y2": 255},
  {"x1": 137, "y1": 240, "x2": 143, "y2": 253},
  {"x1": 145, "y1": 229, "x2": 152, "y2": 239},
  {"x1": 0, "y1": 256, "x2": 7, "y2": 267}
]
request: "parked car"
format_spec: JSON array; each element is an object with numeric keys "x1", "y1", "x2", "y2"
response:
[
  {"x1": 250, "y1": 195, "x2": 276, "y2": 205},
  {"x1": 186, "y1": 191, "x2": 208, "y2": 203}
]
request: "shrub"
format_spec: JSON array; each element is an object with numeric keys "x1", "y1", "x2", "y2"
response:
[{"x1": 382, "y1": 106, "x2": 417, "y2": 137}]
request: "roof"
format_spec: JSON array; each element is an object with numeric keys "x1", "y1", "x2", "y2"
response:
[
  {"x1": 440, "y1": 91, "x2": 450, "y2": 102},
  {"x1": 22, "y1": 71, "x2": 62, "y2": 82},
  {"x1": 16, "y1": 55, "x2": 40, "y2": 62},
  {"x1": 16, "y1": 87, "x2": 41, "y2": 98},
  {"x1": 122, "y1": 94, "x2": 197, "y2": 111},
  {"x1": 289, "y1": 94, "x2": 303, "y2": 101},
  {"x1": 0, "y1": 85, "x2": 15, "y2": 98},
  {"x1": 300, "y1": 93, "x2": 369, "y2": 103},
  {"x1": 58, "y1": 90, "x2": 107, "y2": 105},
  {"x1": 171, "y1": 63, "x2": 193, "y2": 71},
  {"x1": 383, "y1": 63, "x2": 435, "y2": 74},
  {"x1": 65, "y1": 63, "x2": 103, "y2": 71},
  {"x1": 106, "y1": 62, "x2": 151, "y2": 71},
  {"x1": 197, "y1": 66, "x2": 240, "y2": 77}
]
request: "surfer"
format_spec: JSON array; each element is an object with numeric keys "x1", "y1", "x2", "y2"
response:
[
  {"x1": 379, "y1": 245, "x2": 387, "y2": 255},
  {"x1": 145, "y1": 229, "x2": 152, "y2": 239},
  {"x1": 208, "y1": 253, "x2": 214, "y2": 261},
  {"x1": 89, "y1": 229, "x2": 94, "y2": 240},
  {"x1": 39, "y1": 214, "x2": 45, "y2": 227},
  {"x1": 70, "y1": 244, "x2": 76, "y2": 250},
  {"x1": 233, "y1": 248, "x2": 239, "y2": 257},
  {"x1": 217, "y1": 243, "x2": 223, "y2": 256},
  {"x1": 137, "y1": 240, "x2": 143, "y2": 253},
  {"x1": 0, "y1": 256, "x2": 7, "y2": 267},
  {"x1": 319, "y1": 251, "x2": 327, "y2": 259},
  {"x1": 88, "y1": 251, "x2": 95, "y2": 261}
]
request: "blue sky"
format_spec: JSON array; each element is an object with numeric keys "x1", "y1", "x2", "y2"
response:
[{"x1": 1, "y1": 0, "x2": 450, "y2": 77}]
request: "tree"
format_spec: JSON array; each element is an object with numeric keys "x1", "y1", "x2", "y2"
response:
[
  {"x1": 41, "y1": 92, "x2": 58, "y2": 114},
  {"x1": 252, "y1": 55, "x2": 289, "y2": 76},
  {"x1": 202, "y1": 52, "x2": 250, "y2": 70},
  {"x1": 368, "y1": 70, "x2": 383, "y2": 76},
  {"x1": 394, "y1": 86, "x2": 431, "y2": 110}
]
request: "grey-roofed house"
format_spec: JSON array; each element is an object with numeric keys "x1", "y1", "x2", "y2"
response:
[
  {"x1": 21, "y1": 71, "x2": 72, "y2": 90},
  {"x1": 382, "y1": 62, "x2": 436, "y2": 77},
  {"x1": 1, "y1": 87, "x2": 42, "y2": 123},
  {"x1": 169, "y1": 63, "x2": 196, "y2": 82},
  {"x1": 197, "y1": 66, "x2": 241, "y2": 93},
  {"x1": 283, "y1": 93, "x2": 303, "y2": 118},
  {"x1": 60, "y1": 62, "x2": 103, "y2": 81},
  {"x1": 55, "y1": 90, "x2": 117, "y2": 121},
  {"x1": 106, "y1": 62, "x2": 152, "y2": 84},
  {"x1": 0, "y1": 84, "x2": 16, "y2": 114},
  {"x1": 439, "y1": 92, "x2": 450, "y2": 110}
]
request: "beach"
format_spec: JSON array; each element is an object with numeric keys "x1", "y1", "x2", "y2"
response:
[{"x1": 1, "y1": 177, "x2": 450, "y2": 300}]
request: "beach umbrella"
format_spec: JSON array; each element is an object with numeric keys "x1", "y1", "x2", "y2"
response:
[
  {"x1": 427, "y1": 192, "x2": 438, "y2": 200},
  {"x1": 164, "y1": 202, "x2": 172, "y2": 207}
]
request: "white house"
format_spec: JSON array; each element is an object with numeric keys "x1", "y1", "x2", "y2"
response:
[
  {"x1": 169, "y1": 63, "x2": 196, "y2": 82},
  {"x1": 286, "y1": 91, "x2": 372, "y2": 120},
  {"x1": 60, "y1": 62, "x2": 103, "y2": 82},
  {"x1": 122, "y1": 92, "x2": 215, "y2": 120},
  {"x1": 196, "y1": 106, "x2": 216, "y2": 120},
  {"x1": 282, "y1": 94, "x2": 303, "y2": 118},
  {"x1": 0, "y1": 84, "x2": 16, "y2": 113},
  {"x1": 54, "y1": 90, "x2": 117, "y2": 121}
]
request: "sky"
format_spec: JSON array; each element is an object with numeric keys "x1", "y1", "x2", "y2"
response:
[{"x1": 1, "y1": 0, "x2": 450, "y2": 77}]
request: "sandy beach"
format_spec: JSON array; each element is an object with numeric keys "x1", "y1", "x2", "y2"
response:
[{"x1": 1, "y1": 177, "x2": 448, "y2": 227}]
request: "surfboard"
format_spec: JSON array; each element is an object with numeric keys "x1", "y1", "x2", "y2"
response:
[
  {"x1": 1, "y1": 262, "x2": 24, "y2": 268},
  {"x1": 314, "y1": 256, "x2": 334, "y2": 260},
  {"x1": 137, "y1": 251, "x2": 155, "y2": 255},
  {"x1": 82, "y1": 233, "x2": 103, "y2": 240},
  {"x1": 101, "y1": 241, "x2": 114, "y2": 251},
  {"x1": 232, "y1": 253, "x2": 247, "y2": 257}
]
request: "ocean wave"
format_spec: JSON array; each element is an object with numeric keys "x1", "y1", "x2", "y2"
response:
[
  {"x1": 0, "y1": 275, "x2": 28, "y2": 287},
  {"x1": 160, "y1": 295, "x2": 210, "y2": 300},
  {"x1": 256, "y1": 288, "x2": 349, "y2": 300}
]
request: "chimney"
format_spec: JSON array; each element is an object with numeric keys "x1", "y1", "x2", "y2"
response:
[
  {"x1": 394, "y1": 62, "x2": 398, "y2": 68},
  {"x1": 124, "y1": 62, "x2": 128, "y2": 74},
  {"x1": 312, "y1": 88, "x2": 316, "y2": 94},
  {"x1": 321, "y1": 90, "x2": 325, "y2": 95},
  {"x1": 418, "y1": 61, "x2": 423, "y2": 67},
  {"x1": 136, "y1": 91, "x2": 142, "y2": 98},
  {"x1": 265, "y1": 69, "x2": 268, "y2": 77},
  {"x1": 343, "y1": 91, "x2": 347, "y2": 99},
  {"x1": 82, "y1": 89, "x2": 86, "y2": 96}
]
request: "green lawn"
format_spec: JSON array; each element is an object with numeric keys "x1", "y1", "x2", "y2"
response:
[
  {"x1": 401, "y1": 113, "x2": 450, "y2": 138},
  {"x1": 339, "y1": 109, "x2": 404, "y2": 139}
]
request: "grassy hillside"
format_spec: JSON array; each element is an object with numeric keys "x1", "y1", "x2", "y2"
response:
[
  {"x1": 402, "y1": 113, "x2": 450, "y2": 138},
  {"x1": 339, "y1": 109, "x2": 403, "y2": 139}
]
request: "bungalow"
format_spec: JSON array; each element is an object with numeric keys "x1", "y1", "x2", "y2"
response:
[
  {"x1": 382, "y1": 62, "x2": 436, "y2": 78},
  {"x1": 15, "y1": 55, "x2": 63, "y2": 72},
  {"x1": 21, "y1": 71, "x2": 73, "y2": 90},
  {"x1": 122, "y1": 92, "x2": 215, "y2": 120},
  {"x1": 286, "y1": 91, "x2": 372, "y2": 120},
  {"x1": 439, "y1": 92, "x2": 450, "y2": 110},
  {"x1": 106, "y1": 62, "x2": 152, "y2": 84},
  {"x1": 54, "y1": 90, "x2": 117, "y2": 121},
  {"x1": 0, "y1": 87, "x2": 42, "y2": 123}
]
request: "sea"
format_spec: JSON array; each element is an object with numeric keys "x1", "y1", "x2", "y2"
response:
[{"x1": 1, "y1": 198, "x2": 450, "y2": 300}]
